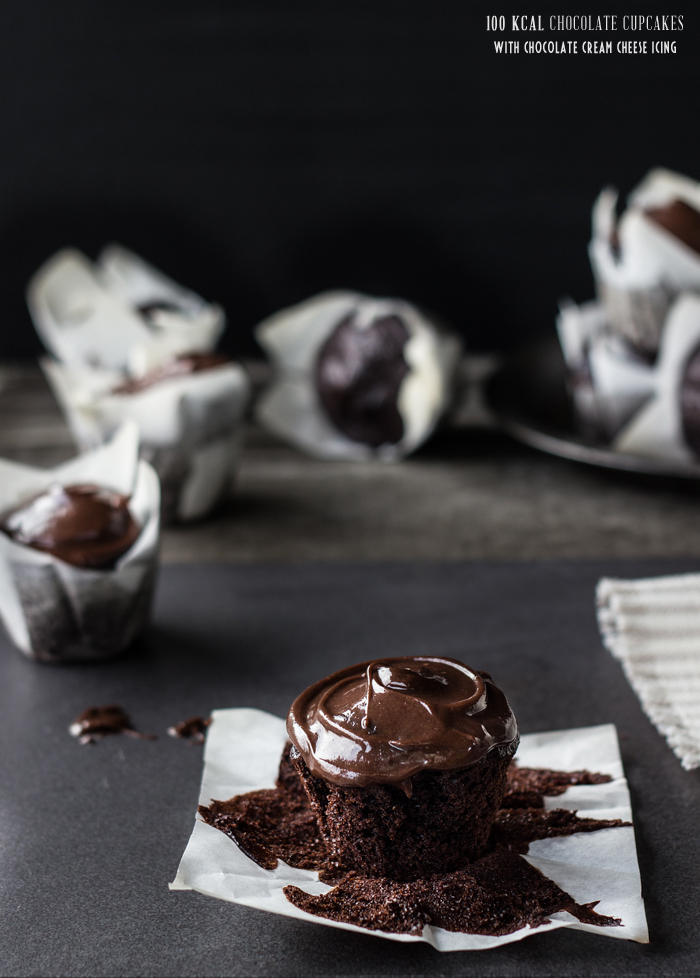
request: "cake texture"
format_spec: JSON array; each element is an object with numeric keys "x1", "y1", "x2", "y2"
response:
[{"x1": 286, "y1": 656, "x2": 518, "y2": 880}]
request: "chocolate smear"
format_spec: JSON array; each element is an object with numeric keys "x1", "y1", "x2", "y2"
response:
[
  {"x1": 646, "y1": 199, "x2": 700, "y2": 256},
  {"x1": 315, "y1": 313, "x2": 410, "y2": 447},
  {"x1": 113, "y1": 353, "x2": 230, "y2": 395},
  {"x1": 69, "y1": 705, "x2": 156, "y2": 745},
  {"x1": 199, "y1": 749, "x2": 627, "y2": 937},
  {"x1": 168, "y1": 716, "x2": 212, "y2": 745}
]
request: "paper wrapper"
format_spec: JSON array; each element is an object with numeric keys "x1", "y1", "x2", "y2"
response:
[
  {"x1": 0, "y1": 422, "x2": 160, "y2": 662},
  {"x1": 255, "y1": 291, "x2": 462, "y2": 461},
  {"x1": 27, "y1": 245, "x2": 225, "y2": 371},
  {"x1": 589, "y1": 169, "x2": 700, "y2": 356},
  {"x1": 171, "y1": 710, "x2": 648, "y2": 952},
  {"x1": 42, "y1": 358, "x2": 251, "y2": 524},
  {"x1": 613, "y1": 294, "x2": 700, "y2": 462},
  {"x1": 556, "y1": 300, "x2": 655, "y2": 442}
]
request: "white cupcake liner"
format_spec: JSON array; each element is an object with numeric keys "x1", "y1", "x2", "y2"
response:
[
  {"x1": 0, "y1": 422, "x2": 161, "y2": 662},
  {"x1": 589, "y1": 170, "x2": 700, "y2": 355},
  {"x1": 42, "y1": 358, "x2": 251, "y2": 523},
  {"x1": 27, "y1": 245, "x2": 225, "y2": 372},
  {"x1": 556, "y1": 301, "x2": 656, "y2": 442},
  {"x1": 255, "y1": 290, "x2": 462, "y2": 461},
  {"x1": 613, "y1": 294, "x2": 700, "y2": 462}
]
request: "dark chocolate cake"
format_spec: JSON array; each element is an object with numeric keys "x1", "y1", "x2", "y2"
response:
[
  {"x1": 285, "y1": 656, "x2": 519, "y2": 879},
  {"x1": 199, "y1": 742, "x2": 628, "y2": 937}
]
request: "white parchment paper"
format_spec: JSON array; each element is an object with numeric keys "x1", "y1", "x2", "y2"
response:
[{"x1": 171, "y1": 711, "x2": 648, "y2": 951}]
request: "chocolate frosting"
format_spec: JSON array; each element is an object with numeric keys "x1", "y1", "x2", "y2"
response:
[
  {"x1": 287, "y1": 656, "x2": 518, "y2": 787},
  {"x1": 646, "y1": 199, "x2": 700, "y2": 256},
  {"x1": 113, "y1": 352, "x2": 230, "y2": 395},
  {"x1": 315, "y1": 313, "x2": 410, "y2": 447},
  {"x1": 1, "y1": 483, "x2": 140, "y2": 569}
]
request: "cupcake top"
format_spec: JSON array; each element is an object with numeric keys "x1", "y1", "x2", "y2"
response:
[
  {"x1": 1, "y1": 483, "x2": 140, "y2": 569},
  {"x1": 315, "y1": 311, "x2": 410, "y2": 447},
  {"x1": 287, "y1": 656, "x2": 518, "y2": 787},
  {"x1": 112, "y1": 352, "x2": 231, "y2": 395}
]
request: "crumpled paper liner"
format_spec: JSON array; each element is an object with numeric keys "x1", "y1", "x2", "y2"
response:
[
  {"x1": 589, "y1": 169, "x2": 700, "y2": 356},
  {"x1": 613, "y1": 294, "x2": 700, "y2": 462},
  {"x1": 255, "y1": 291, "x2": 462, "y2": 461},
  {"x1": 556, "y1": 300, "x2": 655, "y2": 442},
  {"x1": 0, "y1": 421, "x2": 160, "y2": 662},
  {"x1": 171, "y1": 710, "x2": 648, "y2": 952},
  {"x1": 42, "y1": 358, "x2": 251, "y2": 524},
  {"x1": 27, "y1": 245, "x2": 225, "y2": 372}
]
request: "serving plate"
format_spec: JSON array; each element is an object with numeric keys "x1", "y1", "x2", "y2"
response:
[{"x1": 486, "y1": 336, "x2": 700, "y2": 480}]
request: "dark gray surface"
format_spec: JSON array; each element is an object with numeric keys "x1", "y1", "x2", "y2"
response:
[{"x1": 2, "y1": 559, "x2": 700, "y2": 978}]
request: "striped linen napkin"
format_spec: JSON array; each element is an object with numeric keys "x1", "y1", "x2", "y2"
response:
[{"x1": 597, "y1": 573, "x2": 700, "y2": 770}]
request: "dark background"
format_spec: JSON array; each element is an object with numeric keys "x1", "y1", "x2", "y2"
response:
[{"x1": 0, "y1": 1, "x2": 695, "y2": 359}]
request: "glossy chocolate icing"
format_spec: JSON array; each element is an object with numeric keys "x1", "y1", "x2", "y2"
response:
[
  {"x1": 113, "y1": 352, "x2": 230, "y2": 395},
  {"x1": 315, "y1": 313, "x2": 410, "y2": 447},
  {"x1": 1, "y1": 483, "x2": 140, "y2": 569},
  {"x1": 287, "y1": 657, "x2": 518, "y2": 787},
  {"x1": 646, "y1": 199, "x2": 700, "y2": 255}
]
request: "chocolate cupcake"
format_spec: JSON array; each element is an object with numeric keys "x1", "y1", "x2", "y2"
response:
[
  {"x1": 0, "y1": 423, "x2": 160, "y2": 662},
  {"x1": 42, "y1": 352, "x2": 250, "y2": 525},
  {"x1": 286, "y1": 656, "x2": 518, "y2": 881},
  {"x1": 255, "y1": 291, "x2": 461, "y2": 461}
]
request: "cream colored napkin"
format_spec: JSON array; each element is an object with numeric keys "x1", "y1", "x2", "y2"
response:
[{"x1": 597, "y1": 573, "x2": 700, "y2": 770}]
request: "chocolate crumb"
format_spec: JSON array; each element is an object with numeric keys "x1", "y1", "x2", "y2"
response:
[
  {"x1": 490, "y1": 807, "x2": 630, "y2": 853},
  {"x1": 69, "y1": 705, "x2": 156, "y2": 745},
  {"x1": 168, "y1": 716, "x2": 211, "y2": 745},
  {"x1": 285, "y1": 850, "x2": 621, "y2": 936},
  {"x1": 502, "y1": 763, "x2": 613, "y2": 809},
  {"x1": 199, "y1": 750, "x2": 627, "y2": 937},
  {"x1": 199, "y1": 745, "x2": 330, "y2": 872}
]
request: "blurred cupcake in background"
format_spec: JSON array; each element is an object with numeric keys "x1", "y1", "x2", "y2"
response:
[
  {"x1": 0, "y1": 422, "x2": 160, "y2": 662},
  {"x1": 28, "y1": 246, "x2": 251, "y2": 523},
  {"x1": 557, "y1": 169, "x2": 700, "y2": 464},
  {"x1": 589, "y1": 168, "x2": 700, "y2": 358},
  {"x1": 255, "y1": 291, "x2": 462, "y2": 461}
]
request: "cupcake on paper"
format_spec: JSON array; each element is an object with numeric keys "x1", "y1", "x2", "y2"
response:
[
  {"x1": 612, "y1": 294, "x2": 700, "y2": 465},
  {"x1": 42, "y1": 350, "x2": 250, "y2": 525},
  {"x1": 589, "y1": 168, "x2": 700, "y2": 358},
  {"x1": 556, "y1": 300, "x2": 656, "y2": 444},
  {"x1": 255, "y1": 291, "x2": 462, "y2": 461},
  {"x1": 28, "y1": 246, "x2": 250, "y2": 524},
  {"x1": 0, "y1": 421, "x2": 160, "y2": 663}
]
